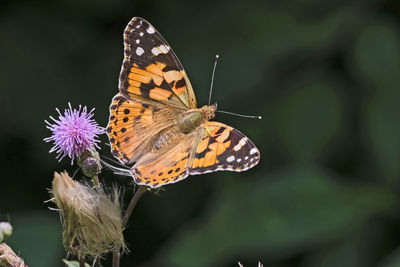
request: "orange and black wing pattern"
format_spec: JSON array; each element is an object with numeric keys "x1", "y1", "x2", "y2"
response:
[
  {"x1": 189, "y1": 122, "x2": 260, "y2": 174},
  {"x1": 130, "y1": 132, "x2": 196, "y2": 187},
  {"x1": 107, "y1": 17, "x2": 261, "y2": 188},
  {"x1": 119, "y1": 17, "x2": 197, "y2": 109},
  {"x1": 107, "y1": 93, "x2": 179, "y2": 164},
  {"x1": 129, "y1": 121, "x2": 261, "y2": 188}
]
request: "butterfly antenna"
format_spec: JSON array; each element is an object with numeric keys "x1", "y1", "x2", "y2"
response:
[
  {"x1": 208, "y1": 54, "x2": 219, "y2": 105},
  {"x1": 216, "y1": 110, "x2": 262, "y2": 119}
]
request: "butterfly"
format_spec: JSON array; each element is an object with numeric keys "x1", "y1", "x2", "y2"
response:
[{"x1": 107, "y1": 17, "x2": 260, "y2": 188}]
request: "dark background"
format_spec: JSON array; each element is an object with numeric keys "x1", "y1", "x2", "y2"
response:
[{"x1": 2, "y1": 0, "x2": 400, "y2": 266}]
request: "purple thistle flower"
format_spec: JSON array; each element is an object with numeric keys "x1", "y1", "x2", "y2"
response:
[{"x1": 44, "y1": 103, "x2": 104, "y2": 164}]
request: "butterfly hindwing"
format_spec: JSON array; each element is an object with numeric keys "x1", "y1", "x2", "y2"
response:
[
  {"x1": 189, "y1": 122, "x2": 260, "y2": 174},
  {"x1": 127, "y1": 121, "x2": 260, "y2": 188},
  {"x1": 107, "y1": 93, "x2": 180, "y2": 164},
  {"x1": 130, "y1": 132, "x2": 197, "y2": 187},
  {"x1": 119, "y1": 17, "x2": 197, "y2": 109}
]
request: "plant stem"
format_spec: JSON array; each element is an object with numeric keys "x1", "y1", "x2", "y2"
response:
[
  {"x1": 79, "y1": 256, "x2": 85, "y2": 267},
  {"x1": 92, "y1": 175, "x2": 100, "y2": 188},
  {"x1": 112, "y1": 250, "x2": 120, "y2": 267},
  {"x1": 112, "y1": 185, "x2": 146, "y2": 267},
  {"x1": 123, "y1": 185, "x2": 146, "y2": 225}
]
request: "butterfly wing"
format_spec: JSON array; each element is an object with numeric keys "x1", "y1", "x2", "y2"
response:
[
  {"x1": 129, "y1": 121, "x2": 260, "y2": 188},
  {"x1": 130, "y1": 131, "x2": 197, "y2": 187},
  {"x1": 107, "y1": 93, "x2": 181, "y2": 164},
  {"x1": 119, "y1": 17, "x2": 197, "y2": 109},
  {"x1": 189, "y1": 121, "x2": 260, "y2": 174},
  {"x1": 109, "y1": 17, "x2": 260, "y2": 187}
]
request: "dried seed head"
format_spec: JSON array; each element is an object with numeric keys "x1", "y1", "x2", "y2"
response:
[
  {"x1": 50, "y1": 171, "x2": 125, "y2": 260},
  {"x1": 0, "y1": 243, "x2": 27, "y2": 267}
]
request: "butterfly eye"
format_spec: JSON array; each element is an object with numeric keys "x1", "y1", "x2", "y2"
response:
[{"x1": 201, "y1": 105, "x2": 216, "y2": 120}]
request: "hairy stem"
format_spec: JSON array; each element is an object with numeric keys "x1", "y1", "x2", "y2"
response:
[{"x1": 112, "y1": 185, "x2": 146, "y2": 267}]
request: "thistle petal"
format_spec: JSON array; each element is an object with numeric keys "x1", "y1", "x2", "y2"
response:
[{"x1": 44, "y1": 104, "x2": 104, "y2": 164}]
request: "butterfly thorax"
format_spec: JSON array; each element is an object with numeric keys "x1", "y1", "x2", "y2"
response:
[{"x1": 177, "y1": 105, "x2": 216, "y2": 134}]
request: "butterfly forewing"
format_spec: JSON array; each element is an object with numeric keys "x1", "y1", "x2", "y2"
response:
[
  {"x1": 119, "y1": 17, "x2": 197, "y2": 109},
  {"x1": 189, "y1": 122, "x2": 260, "y2": 174},
  {"x1": 107, "y1": 93, "x2": 180, "y2": 164}
]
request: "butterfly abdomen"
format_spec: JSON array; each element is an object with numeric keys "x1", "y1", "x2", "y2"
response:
[{"x1": 153, "y1": 131, "x2": 173, "y2": 151}]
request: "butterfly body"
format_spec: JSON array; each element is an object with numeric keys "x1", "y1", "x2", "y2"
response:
[
  {"x1": 177, "y1": 105, "x2": 216, "y2": 133},
  {"x1": 107, "y1": 17, "x2": 260, "y2": 188}
]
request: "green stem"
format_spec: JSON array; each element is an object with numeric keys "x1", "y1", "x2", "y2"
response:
[{"x1": 92, "y1": 175, "x2": 100, "y2": 188}]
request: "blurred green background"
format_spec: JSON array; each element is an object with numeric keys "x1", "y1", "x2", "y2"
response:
[{"x1": 2, "y1": 0, "x2": 400, "y2": 266}]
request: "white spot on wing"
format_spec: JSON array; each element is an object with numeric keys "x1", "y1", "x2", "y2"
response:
[
  {"x1": 136, "y1": 47, "x2": 144, "y2": 56},
  {"x1": 234, "y1": 137, "x2": 248, "y2": 151},
  {"x1": 250, "y1": 148, "x2": 258, "y2": 155},
  {"x1": 136, "y1": 39, "x2": 140, "y2": 44},
  {"x1": 239, "y1": 138, "x2": 247, "y2": 146},
  {"x1": 140, "y1": 32, "x2": 144, "y2": 36},
  {"x1": 147, "y1": 26, "x2": 155, "y2": 34},
  {"x1": 159, "y1": 45, "x2": 168, "y2": 53},
  {"x1": 234, "y1": 143, "x2": 241, "y2": 151},
  {"x1": 227, "y1": 156, "x2": 235, "y2": 162},
  {"x1": 245, "y1": 156, "x2": 249, "y2": 160},
  {"x1": 151, "y1": 47, "x2": 160, "y2": 56},
  {"x1": 237, "y1": 158, "x2": 242, "y2": 162}
]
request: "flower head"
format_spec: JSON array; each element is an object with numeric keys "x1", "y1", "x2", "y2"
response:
[
  {"x1": 50, "y1": 171, "x2": 125, "y2": 260},
  {"x1": 44, "y1": 103, "x2": 104, "y2": 164}
]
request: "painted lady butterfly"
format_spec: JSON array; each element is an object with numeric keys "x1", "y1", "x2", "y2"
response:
[{"x1": 107, "y1": 17, "x2": 260, "y2": 188}]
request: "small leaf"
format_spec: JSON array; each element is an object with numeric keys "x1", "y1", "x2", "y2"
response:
[{"x1": 62, "y1": 259, "x2": 91, "y2": 267}]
